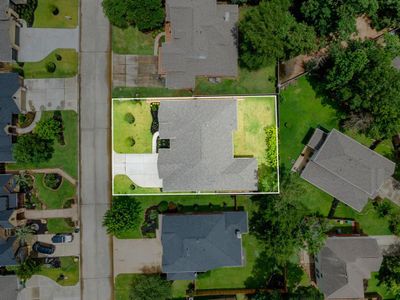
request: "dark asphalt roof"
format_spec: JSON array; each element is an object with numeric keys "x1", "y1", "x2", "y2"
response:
[
  {"x1": 0, "y1": 236, "x2": 16, "y2": 266},
  {"x1": 157, "y1": 100, "x2": 258, "y2": 192},
  {"x1": 161, "y1": 211, "x2": 248, "y2": 279},
  {"x1": 0, "y1": 275, "x2": 18, "y2": 300},
  {"x1": 0, "y1": 1, "x2": 12, "y2": 62},
  {"x1": 0, "y1": 174, "x2": 17, "y2": 230}
]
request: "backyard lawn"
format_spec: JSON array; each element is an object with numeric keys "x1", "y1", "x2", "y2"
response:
[
  {"x1": 46, "y1": 218, "x2": 75, "y2": 233},
  {"x1": 113, "y1": 100, "x2": 153, "y2": 153},
  {"x1": 37, "y1": 256, "x2": 79, "y2": 286},
  {"x1": 367, "y1": 272, "x2": 395, "y2": 299},
  {"x1": 195, "y1": 65, "x2": 276, "y2": 95},
  {"x1": 33, "y1": 0, "x2": 79, "y2": 28},
  {"x1": 112, "y1": 26, "x2": 154, "y2": 55},
  {"x1": 113, "y1": 175, "x2": 161, "y2": 195},
  {"x1": 7, "y1": 111, "x2": 78, "y2": 178}
]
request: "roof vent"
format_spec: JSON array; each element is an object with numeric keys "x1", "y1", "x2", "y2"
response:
[
  {"x1": 235, "y1": 229, "x2": 242, "y2": 239},
  {"x1": 224, "y1": 12, "x2": 230, "y2": 22}
]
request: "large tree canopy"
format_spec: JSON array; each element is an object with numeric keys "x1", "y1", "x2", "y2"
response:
[
  {"x1": 378, "y1": 244, "x2": 400, "y2": 298},
  {"x1": 12, "y1": 134, "x2": 54, "y2": 164},
  {"x1": 311, "y1": 35, "x2": 400, "y2": 139},
  {"x1": 239, "y1": 0, "x2": 317, "y2": 70},
  {"x1": 372, "y1": 0, "x2": 400, "y2": 30},
  {"x1": 102, "y1": 0, "x2": 164, "y2": 31}
]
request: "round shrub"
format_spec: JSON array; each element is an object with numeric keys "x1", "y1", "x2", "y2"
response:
[
  {"x1": 51, "y1": 5, "x2": 59, "y2": 15},
  {"x1": 55, "y1": 53, "x2": 62, "y2": 61},
  {"x1": 124, "y1": 113, "x2": 135, "y2": 124},
  {"x1": 130, "y1": 184, "x2": 136, "y2": 190},
  {"x1": 46, "y1": 62, "x2": 56, "y2": 73},
  {"x1": 44, "y1": 173, "x2": 62, "y2": 190},
  {"x1": 127, "y1": 137, "x2": 135, "y2": 147},
  {"x1": 158, "y1": 201, "x2": 168, "y2": 213}
]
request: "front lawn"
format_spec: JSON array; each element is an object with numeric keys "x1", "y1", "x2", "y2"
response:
[
  {"x1": 7, "y1": 111, "x2": 78, "y2": 178},
  {"x1": 37, "y1": 256, "x2": 79, "y2": 286},
  {"x1": 33, "y1": 0, "x2": 79, "y2": 28},
  {"x1": 33, "y1": 174, "x2": 76, "y2": 209},
  {"x1": 112, "y1": 26, "x2": 154, "y2": 55},
  {"x1": 113, "y1": 100, "x2": 153, "y2": 154},
  {"x1": 195, "y1": 65, "x2": 276, "y2": 95},
  {"x1": 113, "y1": 87, "x2": 192, "y2": 98},
  {"x1": 113, "y1": 175, "x2": 161, "y2": 194},
  {"x1": 115, "y1": 274, "x2": 137, "y2": 300},
  {"x1": 16, "y1": 49, "x2": 78, "y2": 78},
  {"x1": 46, "y1": 218, "x2": 75, "y2": 233}
]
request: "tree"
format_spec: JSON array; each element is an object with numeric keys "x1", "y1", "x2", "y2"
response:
[
  {"x1": 372, "y1": 0, "x2": 400, "y2": 30},
  {"x1": 13, "y1": 172, "x2": 33, "y2": 192},
  {"x1": 288, "y1": 286, "x2": 324, "y2": 300},
  {"x1": 15, "y1": 226, "x2": 35, "y2": 246},
  {"x1": 378, "y1": 244, "x2": 400, "y2": 298},
  {"x1": 102, "y1": 0, "x2": 164, "y2": 31},
  {"x1": 130, "y1": 275, "x2": 172, "y2": 300},
  {"x1": 34, "y1": 118, "x2": 62, "y2": 140},
  {"x1": 239, "y1": 0, "x2": 317, "y2": 70},
  {"x1": 12, "y1": 134, "x2": 54, "y2": 163},
  {"x1": 103, "y1": 196, "x2": 142, "y2": 235},
  {"x1": 15, "y1": 258, "x2": 41, "y2": 282}
]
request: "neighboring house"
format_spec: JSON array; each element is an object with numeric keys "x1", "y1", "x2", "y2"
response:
[
  {"x1": 158, "y1": 0, "x2": 239, "y2": 89},
  {"x1": 293, "y1": 128, "x2": 395, "y2": 212},
  {"x1": 161, "y1": 211, "x2": 248, "y2": 280},
  {"x1": 0, "y1": 0, "x2": 24, "y2": 62},
  {"x1": 315, "y1": 236, "x2": 382, "y2": 299},
  {"x1": 0, "y1": 72, "x2": 21, "y2": 163},
  {"x1": 0, "y1": 275, "x2": 18, "y2": 299},
  {"x1": 157, "y1": 100, "x2": 258, "y2": 192}
]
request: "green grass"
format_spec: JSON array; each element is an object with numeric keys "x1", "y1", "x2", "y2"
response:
[
  {"x1": 115, "y1": 274, "x2": 137, "y2": 300},
  {"x1": 172, "y1": 280, "x2": 192, "y2": 298},
  {"x1": 46, "y1": 218, "x2": 74, "y2": 233},
  {"x1": 113, "y1": 175, "x2": 161, "y2": 194},
  {"x1": 367, "y1": 272, "x2": 395, "y2": 299},
  {"x1": 33, "y1": 174, "x2": 76, "y2": 209},
  {"x1": 37, "y1": 256, "x2": 79, "y2": 286},
  {"x1": 113, "y1": 100, "x2": 153, "y2": 153},
  {"x1": 112, "y1": 26, "x2": 154, "y2": 55},
  {"x1": 33, "y1": 0, "x2": 79, "y2": 28},
  {"x1": 7, "y1": 111, "x2": 78, "y2": 178},
  {"x1": 112, "y1": 87, "x2": 192, "y2": 98},
  {"x1": 16, "y1": 49, "x2": 78, "y2": 78},
  {"x1": 195, "y1": 65, "x2": 276, "y2": 95}
]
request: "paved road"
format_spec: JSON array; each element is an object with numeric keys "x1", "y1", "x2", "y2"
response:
[{"x1": 79, "y1": 0, "x2": 112, "y2": 300}]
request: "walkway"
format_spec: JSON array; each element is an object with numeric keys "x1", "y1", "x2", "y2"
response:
[
  {"x1": 24, "y1": 77, "x2": 79, "y2": 112},
  {"x1": 25, "y1": 204, "x2": 78, "y2": 222},
  {"x1": 29, "y1": 168, "x2": 77, "y2": 185},
  {"x1": 17, "y1": 275, "x2": 80, "y2": 300},
  {"x1": 378, "y1": 177, "x2": 400, "y2": 206},
  {"x1": 153, "y1": 32, "x2": 165, "y2": 56},
  {"x1": 15, "y1": 110, "x2": 42, "y2": 134},
  {"x1": 19, "y1": 28, "x2": 79, "y2": 62},
  {"x1": 80, "y1": 0, "x2": 113, "y2": 299}
]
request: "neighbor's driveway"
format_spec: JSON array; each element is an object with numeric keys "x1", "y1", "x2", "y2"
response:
[
  {"x1": 24, "y1": 77, "x2": 78, "y2": 112},
  {"x1": 19, "y1": 28, "x2": 79, "y2": 62},
  {"x1": 113, "y1": 152, "x2": 162, "y2": 187},
  {"x1": 113, "y1": 237, "x2": 162, "y2": 276},
  {"x1": 36, "y1": 232, "x2": 80, "y2": 257}
]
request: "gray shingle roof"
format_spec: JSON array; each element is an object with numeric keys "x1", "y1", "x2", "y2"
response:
[
  {"x1": 315, "y1": 237, "x2": 382, "y2": 299},
  {"x1": 160, "y1": 0, "x2": 238, "y2": 89},
  {"x1": 161, "y1": 212, "x2": 248, "y2": 279},
  {"x1": 0, "y1": 275, "x2": 18, "y2": 299},
  {"x1": 0, "y1": 236, "x2": 17, "y2": 266},
  {"x1": 157, "y1": 100, "x2": 258, "y2": 192},
  {"x1": 301, "y1": 129, "x2": 395, "y2": 211},
  {"x1": 0, "y1": 73, "x2": 20, "y2": 162},
  {"x1": 0, "y1": 1, "x2": 13, "y2": 62}
]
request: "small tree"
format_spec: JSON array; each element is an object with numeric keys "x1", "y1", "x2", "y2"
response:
[
  {"x1": 130, "y1": 275, "x2": 172, "y2": 300},
  {"x1": 13, "y1": 172, "x2": 33, "y2": 192},
  {"x1": 103, "y1": 196, "x2": 142, "y2": 235},
  {"x1": 378, "y1": 244, "x2": 400, "y2": 298},
  {"x1": 15, "y1": 226, "x2": 35, "y2": 246},
  {"x1": 15, "y1": 258, "x2": 41, "y2": 282},
  {"x1": 124, "y1": 113, "x2": 135, "y2": 124},
  {"x1": 35, "y1": 118, "x2": 62, "y2": 140},
  {"x1": 13, "y1": 134, "x2": 54, "y2": 163}
]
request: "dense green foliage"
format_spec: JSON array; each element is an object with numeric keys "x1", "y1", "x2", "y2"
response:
[
  {"x1": 35, "y1": 118, "x2": 62, "y2": 140},
  {"x1": 372, "y1": 0, "x2": 400, "y2": 30},
  {"x1": 103, "y1": 196, "x2": 142, "y2": 235},
  {"x1": 265, "y1": 126, "x2": 277, "y2": 168},
  {"x1": 16, "y1": 258, "x2": 41, "y2": 282},
  {"x1": 102, "y1": 0, "x2": 164, "y2": 31},
  {"x1": 311, "y1": 35, "x2": 400, "y2": 139},
  {"x1": 15, "y1": 0, "x2": 38, "y2": 27},
  {"x1": 378, "y1": 245, "x2": 400, "y2": 298},
  {"x1": 130, "y1": 275, "x2": 172, "y2": 300},
  {"x1": 239, "y1": 0, "x2": 317, "y2": 69},
  {"x1": 13, "y1": 134, "x2": 54, "y2": 164},
  {"x1": 15, "y1": 226, "x2": 34, "y2": 246}
]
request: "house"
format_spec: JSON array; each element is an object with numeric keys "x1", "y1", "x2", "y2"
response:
[
  {"x1": 0, "y1": 0, "x2": 24, "y2": 62},
  {"x1": 158, "y1": 0, "x2": 238, "y2": 89},
  {"x1": 0, "y1": 275, "x2": 18, "y2": 299},
  {"x1": 0, "y1": 72, "x2": 21, "y2": 163},
  {"x1": 294, "y1": 128, "x2": 395, "y2": 212},
  {"x1": 315, "y1": 236, "x2": 382, "y2": 299},
  {"x1": 161, "y1": 211, "x2": 248, "y2": 280},
  {"x1": 157, "y1": 99, "x2": 258, "y2": 192}
]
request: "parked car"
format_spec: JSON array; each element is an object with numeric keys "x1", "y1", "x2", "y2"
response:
[
  {"x1": 32, "y1": 242, "x2": 55, "y2": 255},
  {"x1": 51, "y1": 234, "x2": 73, "y2": 243}
]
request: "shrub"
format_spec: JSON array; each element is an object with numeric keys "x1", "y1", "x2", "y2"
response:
[
  {"x1": 16, "y1": 258, "x2": 41, "y2": 282},
  {"x1": 157, "y1": 201, "x2": 168, "y2": 213},
  {"x1": 18, "y1": 114, "x2": 27, "y2": 125},
  {"x1": 130, "y1": 184, "x2": 136, "y2": 190},
  {"x1": 50, "y1": 5, "x2": 59, "y2": 16},
  {"x1": 13, "y1": 134, "x2": 54, "y2": 163},
  {"x1": 127, "y1": 137, "x2": 136, "y2": 147},
  {"x1": 35, "y1": 117, "x2": 62, "y2": 140},
  {"x1": 124, "y1": 113, "x2": 135, "y2": 124},
  {"x1": 130, "y1": 275, "x2": 172, "y2": 300},
  {"x1": 55, "y1": 53, "x2": 62, "y2": 61},
  {"x1": 44, "y1": 173, "x2": 62, "y2": 190},
  {"x1": 375, "y1": 200, "x2": 393, "y2": 217},
  {"x1": 15, "y1": 0, "x2": 38, "y2": 27},
  {"x1": 265, "y1": 126, "x2": 277, "y2": 168},
  {"x1": 46, "y1": 62, "x2": 56, "y2": 73},
  {"x1": 389, "y1": 212, "x2": 400, "y2": 236}
]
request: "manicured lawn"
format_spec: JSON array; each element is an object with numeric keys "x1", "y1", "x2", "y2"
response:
[
  {"x1": 33, "y1": 174, "x2": 76, "y2": 209},
  {"x1": 46, "y1": 218, "x2": 74, "y2": 233},
  {"x1": 37, "y1": 256, "x2": 79, "y2": 286},
  {"x1": 115, "y1": 274, "x2": 136, "y2": 300},
  {"x1": 7, "y1": 111, "x2": 78, "y2": 178},
  {"x1": 113, "y1": 100, "x2": 153, "y2": 153},
  {"x1": 367, "y1": 272, "x2": 395, "y2": 299},
  {"x1": 172, "y1": 280, "x2": 192, "y2": 298},
  {"x1": 33, "y1": 0, "x2": 79, "y2": 28},
  {"x1": 112, "y1": 26, "x2": 154, "y2": 55},
  {"x1": 113, "y1": 175, "x2": 161, "y2": 194},
  {"x1": 113, "y1": 87, "x2": 192, "y2": 98},
  {"x1": 17, "y1": 49, "x2": 78, "y2": 78},
  {"x1": 195, "y1": 65, "x2": 276, "y2": 95}
]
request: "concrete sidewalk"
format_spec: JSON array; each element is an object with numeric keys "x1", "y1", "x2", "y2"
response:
[{"x1": 25, "y1": 205, "x2": 78, "y2": 222}]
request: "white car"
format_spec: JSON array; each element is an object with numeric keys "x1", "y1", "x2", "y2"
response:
[{"x1": 51, "y1": 233, "x2": 73, "y2": 243}]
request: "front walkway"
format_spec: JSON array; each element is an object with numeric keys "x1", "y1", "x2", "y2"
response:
[
  {"x1": 25, "y1": 204, "x2": 78, "y2": 222},
  {"x1": 19, "y1": 28, "x2": 79, "y2": 62},
  {"x1": 15, "y1": 110, "x2": 42, "y2": 134},
  {"x1": 378, "y1": 177, "x2": 400, "y2": 206}
]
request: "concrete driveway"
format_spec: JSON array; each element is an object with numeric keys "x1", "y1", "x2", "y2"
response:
[
  {"x1": 113, "y1": 152, "x2": 162, "y2": 187},
  {"x1": 24, "y1": 77, "x2": 78, "y2": 112},
  {"x1": 19, "y1": 28, "x2": 79, "y2": 62},
  {"x1": 113, "y1": 237, "x2": 162, "y2": 276},
  {"x1": 36, "y1": 233, "x2": 80, "y2": 258}
]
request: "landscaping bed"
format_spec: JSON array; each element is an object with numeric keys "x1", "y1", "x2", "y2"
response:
[
  {"x1": 36, "y1": 256, "x2": 79, "y2": 286},
  {"x1": 112, "y1": 87, "x2": 192, "y2": 98},
  {"x1": 33, "y1": 0, "x2": 79, "y2": 28},
  {"x1": 17, "y1": 112, "x2": 36, "y2": 128}
]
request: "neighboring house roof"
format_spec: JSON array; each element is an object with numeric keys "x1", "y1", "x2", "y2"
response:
[
  {"x1": 157, "y1": 100, "x2": 258, "y2": 192},
  {"x1": 0, "y1": 275, "x2": 18, "y2": 299},
  {"x1": 159, "y1": 0, "x2": 238, "y2": 89},
  {"x1": 315, "y1": 236, "x2": 382, "y2": 299},
  {"x1": 0, "y1": 174, "x2": 18, "y2": 230},
  {"x1": 0, "y1": 236, "x2": 17, "y2": 266},
  {"x1": 0, "y1": 72, "x2": 21, "y2": 162},
  {"x1": 301, "y1": 129, "x2": 395, "y2": 211},
  {"x1": 161, "y1": 211, "x2": 248, "y2": 280},
  {"x1": 0, "y1": 0, "x2": 13, "y2": 62}
]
